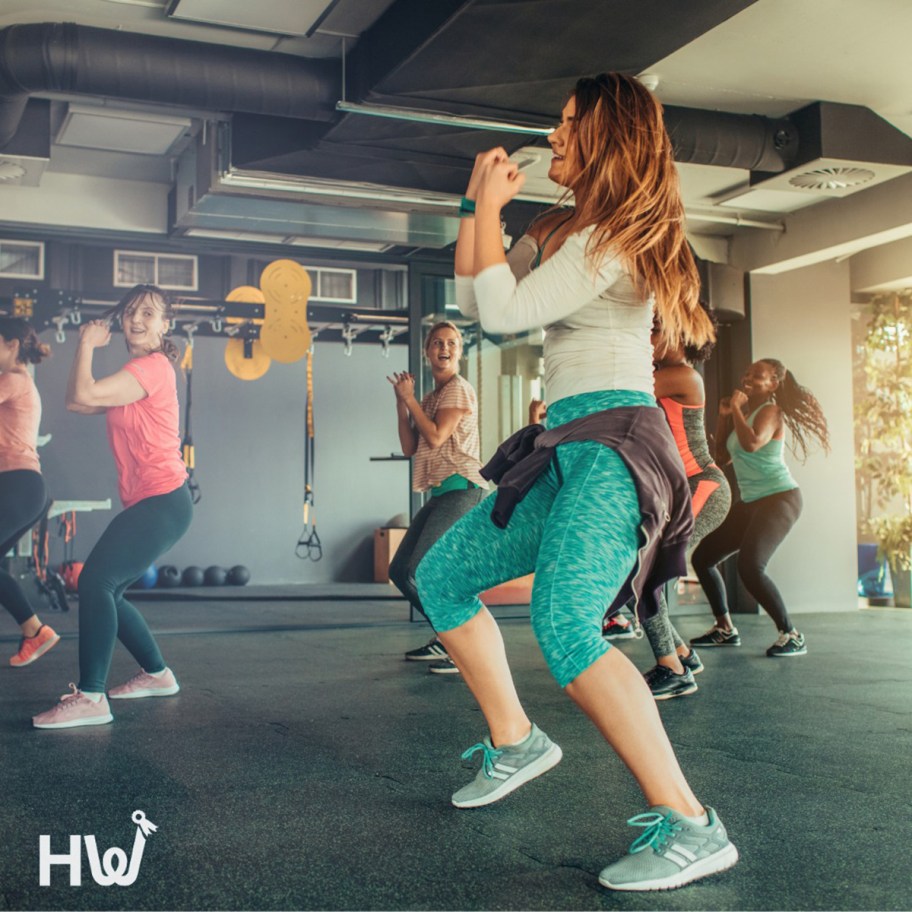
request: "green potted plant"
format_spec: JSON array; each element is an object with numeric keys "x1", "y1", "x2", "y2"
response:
[{"x1": 855, "y1": 291, "x2": 912, "y2": 607}]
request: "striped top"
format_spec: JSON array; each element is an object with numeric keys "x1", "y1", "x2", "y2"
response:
[
  {"x1": 411, "y1": 374, "x2": 486, "y2": 493},
  {"x1": 658, "y1": 397, "x2": 715, "y2": 478}
]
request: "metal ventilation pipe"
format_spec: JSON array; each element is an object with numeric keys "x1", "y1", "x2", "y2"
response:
[
  {"x1": 664, "y1": 105, "x2": 798, "y2": 173},
  {"x1": 0, "y1": 22, "x2": 341, "y2": 149}
]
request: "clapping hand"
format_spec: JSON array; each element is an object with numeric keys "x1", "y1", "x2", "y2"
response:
[{"x1": 387, "y1": 371, "x2": 415, "y2": 401}]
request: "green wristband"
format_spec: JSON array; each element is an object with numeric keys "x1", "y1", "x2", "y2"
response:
[{"x1": 458, "y1": 196, "x2": 476, "y2": 217}]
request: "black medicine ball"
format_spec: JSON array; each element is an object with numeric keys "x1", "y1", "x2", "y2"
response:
[
  {"x1": 182, "y1": 566, "x2": 205, "y2": 587},
  {"x1": 227, "y1": 565, "x2": 251, "y2": 586},
  {"x1": 158, "y1": 565, "x2": 182, "y2": 588},
  {"x1": 204, "y1": 565, "x2": 228, "y2": 586}
]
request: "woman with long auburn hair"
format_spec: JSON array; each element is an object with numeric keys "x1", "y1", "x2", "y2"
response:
[
  {"x1": 690, "y1": 358, "x2": 830, "y2": 656},
  {"x1": 33, "y1": 284, "x2": 192, "y2": 730},
  {"x1": 414, "y1": 73, "x2": 738, "y2": 891}
]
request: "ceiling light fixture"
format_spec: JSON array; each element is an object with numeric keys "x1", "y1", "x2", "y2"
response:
[{"x1": 336, "y1": 101, "x2": 553, "y2": 136}]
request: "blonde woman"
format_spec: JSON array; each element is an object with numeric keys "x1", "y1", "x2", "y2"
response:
[{"x1": 388, "y1": 321, "x2": 486, "y2": 672}]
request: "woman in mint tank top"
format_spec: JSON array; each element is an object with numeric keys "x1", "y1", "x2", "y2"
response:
[{"x1": 690, "y1": 359, "x2": 830, "y2": 657}]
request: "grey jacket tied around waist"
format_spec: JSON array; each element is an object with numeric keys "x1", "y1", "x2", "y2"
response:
[{"x1": 480, "y1": 406, "x2": 694, "y2": 622}]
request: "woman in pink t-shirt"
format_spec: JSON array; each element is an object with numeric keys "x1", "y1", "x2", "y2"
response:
[
  {"x1": 34, "y1": 285, "x2": 191, "y2": 730},
  {"x1": 0, "y1": 317, "x2": 61, "y2": 667}
]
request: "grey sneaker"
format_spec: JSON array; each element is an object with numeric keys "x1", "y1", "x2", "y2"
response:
[
  {"x1": 680, "y1": 648, "x2": 704, "y2": 675},
  {"x1": 451, "y1": 723, "x2": 562, "y2": 808},
  {"x1": 599, "y1": 806, "x2": 738, "y2": 891},
  {"x1": 643, "y1": 665, "x2": 698, "y2": 701}
]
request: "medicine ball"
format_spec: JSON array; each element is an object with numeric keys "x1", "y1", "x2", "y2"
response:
[
  {"x1": 181, "y1": 565, "x2": 205, "y2": 587},
  {"x1": 204, "y1": 565, "x2": 228, "y2": 586},
  {"x1": 158, "y1": 565, "x2": 181, "y2": 588},
  {"x1": 131, "y1": 565, "x2": 158, "y2": 590},
  {"x1": 227, "y1": 564, "x2": 250, "y2": 586}
]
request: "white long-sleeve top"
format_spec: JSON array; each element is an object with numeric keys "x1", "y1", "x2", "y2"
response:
[{"x1": 455, "y1": 226, "x2": 654, "y2": 405}]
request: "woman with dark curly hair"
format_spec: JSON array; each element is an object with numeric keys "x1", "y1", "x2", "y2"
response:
[
  {"x1": 633, "y1": 312, "x2": 732, "y2": 699},
  {"x1": 33, "y1": 285, "x2": 192, "y2": 729},
  {"x1": 690, "y1": 358, "x2": 830, "y2": 657}
]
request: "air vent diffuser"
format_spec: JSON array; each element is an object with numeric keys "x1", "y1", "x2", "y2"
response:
[{"x1": 788, "y1": 167, "x2": 875, "y2": 191}]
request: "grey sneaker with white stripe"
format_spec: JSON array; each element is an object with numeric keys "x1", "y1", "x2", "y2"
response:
[
  {"x1": 599, "y1": 805, "x2": 738, "y2": 891},
  {"x1": 451, "y1": 723, "x2": 562, "y2": 808}
]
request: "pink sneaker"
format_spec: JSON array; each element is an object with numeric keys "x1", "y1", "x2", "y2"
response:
[
  {"x1": 33, "y1": 684, "x2": 113, "y2": 729},
  {"x1": 10, "y1": 624, "x2": 61, "y2": 667},
  {"x1": 108, "y1": 667, "x2": 180, "y2": 700}
]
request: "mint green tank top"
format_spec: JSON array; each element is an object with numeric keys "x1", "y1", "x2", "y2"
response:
[{"x1": 727, "y1": 402, "x2": 798, "y2": 503}]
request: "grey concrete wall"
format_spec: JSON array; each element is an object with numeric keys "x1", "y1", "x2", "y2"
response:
[{"x1": 34, "y1": 332, "x2": 410, "y2": 584}]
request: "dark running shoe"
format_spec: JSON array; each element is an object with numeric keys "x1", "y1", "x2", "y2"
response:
[
  {"x1": 644, "y1": 665, "x2": 698, "y2": 701},
  {"x1": 689, "y1": 626, "x2": 741, "y2": 648},
  {"x1": 680, "y1": 648, "x2": 704, "y2": 675},
  {"x1": 603, "y1": 615, "x2": 636, "y2": 640},
  {"x1": 405, "y1": 638, "x2": 449, "y2": 661},
  {"x1": 766, "y1": 631, "x2": 807, "y2": 657},
  {"x1": 428, "y1": 657, "x2": 461, "y2": 675}
]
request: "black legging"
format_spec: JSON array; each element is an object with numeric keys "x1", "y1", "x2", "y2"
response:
[
  {"x1": 0, "y1": 469, "x2": 49, "y2": 626},
  {"x1": 691, "y1": 487, "x2": 802, "y2": 633}
]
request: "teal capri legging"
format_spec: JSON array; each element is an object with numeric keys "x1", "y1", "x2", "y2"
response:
[{"x1": 416, "y1": 390, "x2": 654, "y2": 688}]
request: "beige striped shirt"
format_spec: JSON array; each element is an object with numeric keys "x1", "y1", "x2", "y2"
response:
[{"x1": 412, "y1": 374, "x2": 487, "y2": 492}]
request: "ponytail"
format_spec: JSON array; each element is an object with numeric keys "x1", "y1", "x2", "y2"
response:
[
  {"x1": 0, "y1": 316, "x2": 51, "y2": 365},
  {"x1": 762, "y1": 358, "x2": 830, "y2": 462}
]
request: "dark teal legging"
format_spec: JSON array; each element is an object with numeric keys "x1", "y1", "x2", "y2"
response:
[{"x1": 78, "y1": 484, "x2": 192, "y2": 693}]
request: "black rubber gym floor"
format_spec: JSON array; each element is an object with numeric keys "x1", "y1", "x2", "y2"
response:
[{"x1": 0, "y1": 588, "x2": 909, "y2": 911}]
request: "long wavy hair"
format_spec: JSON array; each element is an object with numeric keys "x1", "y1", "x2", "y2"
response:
[
  {"x1": 0, "y1": 316, "x2": 51, "y2": 365},
  {"x1": 559, "y1": 73, "x2": 712, "y2": 352},
  {"x1": 761, "y1": 358, "x2": 830, "y2": 462},
  {"x1": 103, "y1": 284, "x2": 180, "y2": 362}
]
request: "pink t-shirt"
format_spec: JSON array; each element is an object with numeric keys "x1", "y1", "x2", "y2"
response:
[
  {"x1": 105, "y1": 353, "x2": 187, "y2": 508},
  {"x1": 0, "y1": 371, "x2": 41, "y2": 473}
]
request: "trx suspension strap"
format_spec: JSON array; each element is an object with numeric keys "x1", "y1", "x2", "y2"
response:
[
  {"x1": 180, "y1": 339, "x2": 202, "y2": 504},
  {"x1": 296, "y1": 349, "x2": 322, "y2": 560}
]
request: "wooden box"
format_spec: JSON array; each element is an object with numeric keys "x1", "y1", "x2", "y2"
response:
[{"x1": 374, "y1": 527, "x2": 407, "y2": 584}]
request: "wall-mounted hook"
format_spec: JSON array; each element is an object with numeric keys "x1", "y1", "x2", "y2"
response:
[
  {"x1": 70, "y1": 307, "x2": 82, "y2": 325},
  {"x1": 183, "y1": 322, "x2": 198, "y2": 348},
  {"x1": 52, "y1": 314, "x2": 68, "y2": 345},
  {"x1": 341, "y1": 323, "x2": 358, "y2": 357},
  {"x1": 210, "y1": 317, "x2": 223, "y2": 334},
  {"x1": 379, "y1": 326, "x2": 395, "y2": 359}
]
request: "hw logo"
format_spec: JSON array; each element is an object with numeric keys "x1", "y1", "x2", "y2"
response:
[{"x1": 39, "y1": 810, "x2": 157, "y2": 887}]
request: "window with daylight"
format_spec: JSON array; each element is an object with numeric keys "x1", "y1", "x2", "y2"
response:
[
  {"x1": 0, "y1": 240, "x2": 44, "y2": 279},
  {"x1": 309, "y1": 267, "x2": 357, "y2": 303},
  {"x1": 114, "y1": 251, "x2": 198, "y2": 290}
]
